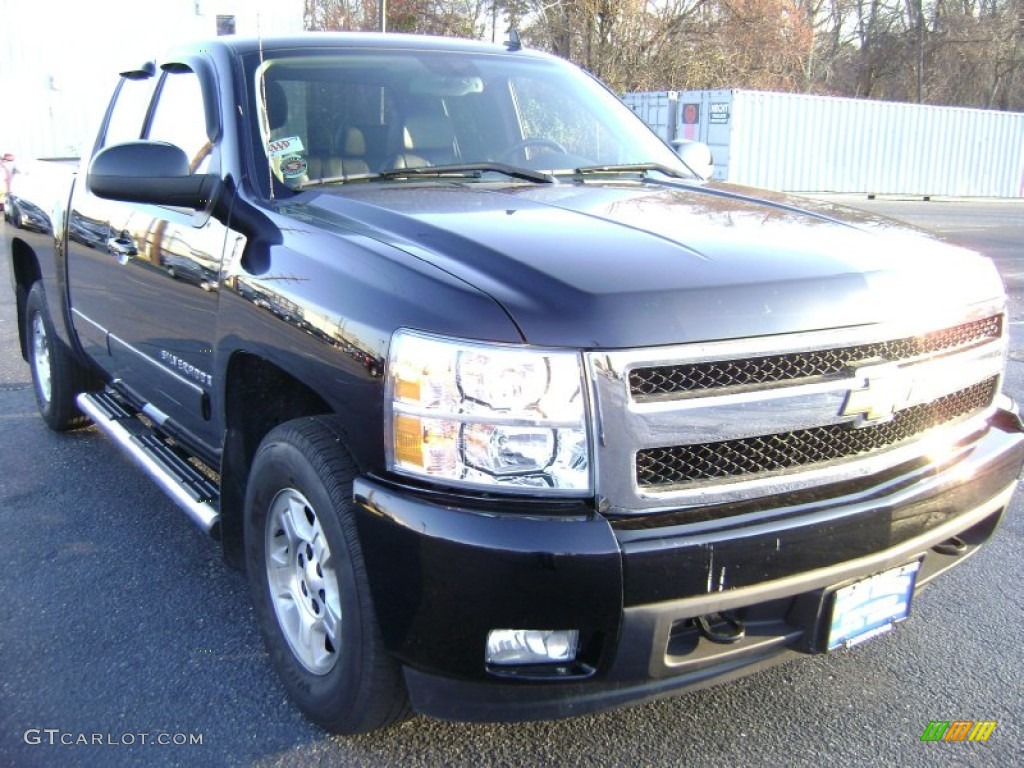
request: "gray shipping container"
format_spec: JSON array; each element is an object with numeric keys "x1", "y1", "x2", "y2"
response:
[{"x1": 623, "y1": 89, "x2": 1024, "y2": 198}]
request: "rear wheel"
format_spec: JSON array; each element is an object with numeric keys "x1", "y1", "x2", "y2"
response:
[
  {"x1": 244, "y1": 416, "x2": 410, "y2": 733},
  {"x1": 25, "y1": 282, "x2": 96, "y2": 431}
]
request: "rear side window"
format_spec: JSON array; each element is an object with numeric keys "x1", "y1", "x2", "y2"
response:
[{"x1": 102, "y1": 76, "x2": 157, "y2": 148}]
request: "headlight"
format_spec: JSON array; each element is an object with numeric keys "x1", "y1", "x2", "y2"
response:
[{"x1": 385, "y1": 330, "x2": 591, "y2": 494}]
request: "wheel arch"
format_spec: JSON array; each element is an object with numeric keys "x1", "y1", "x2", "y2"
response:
[
  {"x1": 219, "y1": 350, "x2": 337, "y2": 570},
  {"x1": 10, "y1": 238, "x2": 42, "y2": 360}
]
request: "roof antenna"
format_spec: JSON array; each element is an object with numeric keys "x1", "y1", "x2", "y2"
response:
[
  {"x1": 257, "y1": 12, "x2": 274, "y2": 202},
  {"x1": 504, "y1": 28, "x2": 522, "y2": 52}
]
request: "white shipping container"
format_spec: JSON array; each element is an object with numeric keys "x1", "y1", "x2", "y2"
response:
[
  {"x1": 621, "y1": 91, "x2": 678, "y2": 145},
  {"x1": 625, "y1": 88, "x2": 1024, "y2": 198}
]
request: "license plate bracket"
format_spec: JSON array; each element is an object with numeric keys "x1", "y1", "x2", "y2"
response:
[{"x1": 827, "y1": 561, "x2": 920, "y2": 650}]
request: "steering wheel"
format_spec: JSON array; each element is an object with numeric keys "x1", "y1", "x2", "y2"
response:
[{"x1": 499, "y1": 137, "x2": 568, "y2": 163}]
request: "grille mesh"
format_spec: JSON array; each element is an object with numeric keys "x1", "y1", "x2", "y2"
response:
[
  {"x1": 630, "y1": 315, "x2": 1001, "y2": 398},
  {"x1": 635, "y1": 377, "x2": 997, "y2": 488}
]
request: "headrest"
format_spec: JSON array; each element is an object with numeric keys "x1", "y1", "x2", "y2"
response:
[
  {"x1": 341, "y1": 127, "x2": 366, "y2": 156},
  {"x1": 263, "y1": 80, "x2": 288, "y2": 131},
  {"x1": 403, "y1": 114, "x2": 454, "y2": 151}
]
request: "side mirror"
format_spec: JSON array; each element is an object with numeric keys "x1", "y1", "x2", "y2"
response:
[
  {"x1": 88, "y1": 141, "x2": 221, "y2": 210},
  {"x1": 672, "y1": 140, "x2": 714, "y2": 182}
]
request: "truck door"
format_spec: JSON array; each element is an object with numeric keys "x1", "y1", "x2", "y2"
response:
[
  {"x1": 68, "y1": 64, "x2": 228, "y2": 452},
  {"x1": 67, "y1": 67, "x2": 158, "y2": 365}
]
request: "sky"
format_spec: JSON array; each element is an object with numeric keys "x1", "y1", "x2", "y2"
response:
[{"x1": 0, "y1": 0, "x2": 304, "y2": 158}]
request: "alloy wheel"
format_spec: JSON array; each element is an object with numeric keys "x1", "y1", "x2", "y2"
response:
[
  {"x1": 31, "y1": 313, "x2": 52, "y2": 405},
  {"x1": 265, "y1": 488, "x2": 342, "y2": 675}
]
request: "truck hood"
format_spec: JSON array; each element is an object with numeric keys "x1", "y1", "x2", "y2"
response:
[{"x1": 287, "y1": 180, "x2": 1003, "y2": 348}]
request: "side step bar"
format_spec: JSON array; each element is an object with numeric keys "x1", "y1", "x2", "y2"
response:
[{"x1": 77, "y1": 392, "x2": 221, "y2": 538}]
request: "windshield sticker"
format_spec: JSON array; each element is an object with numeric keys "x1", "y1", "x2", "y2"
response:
[
  {"x1": 281, "y1": 155, "x2": 307, "y2": 179},
  {"x1": 268, "y1": 136, "x2": 305, "y2": 157}
]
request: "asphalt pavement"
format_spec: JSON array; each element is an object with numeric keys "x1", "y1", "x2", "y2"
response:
[{"x1": 1, "y1": 200, "x2": 1022, "y2": 767}]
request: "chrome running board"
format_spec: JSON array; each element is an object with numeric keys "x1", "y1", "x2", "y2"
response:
[{"x1": 77, "y1": 391, "x2": 221, "y2": 537}]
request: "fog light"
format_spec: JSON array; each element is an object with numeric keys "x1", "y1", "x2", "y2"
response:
[{"x1": 485, "y1": 629, "x2": 579, "y2": 665}]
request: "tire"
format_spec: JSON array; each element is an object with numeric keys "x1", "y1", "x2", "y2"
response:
[
  {"x1": 25, "y1": 282, "x2": 96, "y2": 431},
  {"x1": 244, "y1": 416, "x2": 410, "y2": 733}
]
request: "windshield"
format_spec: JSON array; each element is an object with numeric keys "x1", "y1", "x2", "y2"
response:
[{"x1": 243, "y1": 45, "x2": 689, "y2": 196}]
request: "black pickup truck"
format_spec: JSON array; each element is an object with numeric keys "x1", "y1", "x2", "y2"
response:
[{"x1": 6, "y1": 32, "x2": 1023, "y2": 733}]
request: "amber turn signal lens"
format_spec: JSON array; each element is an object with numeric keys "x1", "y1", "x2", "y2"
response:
[{"x1": 393, "y1": 414, "x2": 424, "y2": 467}]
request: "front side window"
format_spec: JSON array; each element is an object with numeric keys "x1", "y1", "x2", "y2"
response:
[{"x1": 147, "y1": 70, "x2": 214, "y2": 173}]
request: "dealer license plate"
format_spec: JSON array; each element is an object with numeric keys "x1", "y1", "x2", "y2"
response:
[{"x1": 827, "y1": 561, "x2": 920, "y2": 650}]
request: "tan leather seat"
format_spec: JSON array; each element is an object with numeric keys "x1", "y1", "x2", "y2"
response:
[
  {"x1": 306, "y1": 156, "x2": 343, "y2": 181},
  {"x1": 338, "y1": 127, "x2": 370, "y2": 177},
  {"x1": 305, "y1": 116, "x2": 341, "y2": 181},
  {"x1": 306, "y1": 128, "x2": 370, "y2": 181},
  {"x1": 387, "y1": 113, "x2": 456, "y2": 169}
]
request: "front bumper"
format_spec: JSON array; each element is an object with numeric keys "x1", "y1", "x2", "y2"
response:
[{"x1": 352, "y1": 409, "x2": 1024, "y2": 723}]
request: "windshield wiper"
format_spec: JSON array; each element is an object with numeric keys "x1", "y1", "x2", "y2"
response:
[
  {"x1": 378, "y1": 163, "x2": 555, "y2": 184},
  {"x1": 570, "y1": 163, "x2": 693, "y2": 180},
  {"x1": 297, "y1": 163, "x2": 554, "y2": 189},
  {"x1": 296, "y1": 174, "x2": 348, "y2": 189}
]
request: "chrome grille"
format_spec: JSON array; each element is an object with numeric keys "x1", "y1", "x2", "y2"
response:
[
  {"x1": 586, "y1": 305, "x2": 1007, "y2": 514},
  {"x1": 630, "y1": 315, "x2": 1001, "y2": 399},
  {"x1": 635, "y1": 377, "x2": 997, "y2": 488}
]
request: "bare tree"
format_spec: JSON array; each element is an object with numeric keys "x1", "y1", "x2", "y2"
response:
[
  {"x1": 304, "y1": 0, "x2": 379, "y2": 30},
  {"x1": 305, "y1": 0, "x2": 487, "y2": 36},
  {"x1": 298, "y1": 0, "x2": 1024, "y2": 109}
]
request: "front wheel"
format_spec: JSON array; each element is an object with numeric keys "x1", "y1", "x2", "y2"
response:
[
  {"x1": 25, "y1": 282, "x2": 96, "y2": 431},
  {"x1": 244, "y1": 416, "x2": 410, "y2": 733}
]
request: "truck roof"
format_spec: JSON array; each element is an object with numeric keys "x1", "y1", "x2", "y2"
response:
[{"x1": 168, "y1": 32, "x2": 545, "y2": 60}]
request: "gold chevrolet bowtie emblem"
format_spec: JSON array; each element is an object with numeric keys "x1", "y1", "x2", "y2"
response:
[{"x1": 842, "y1": 363, "x2": 914, "y2": 427}]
